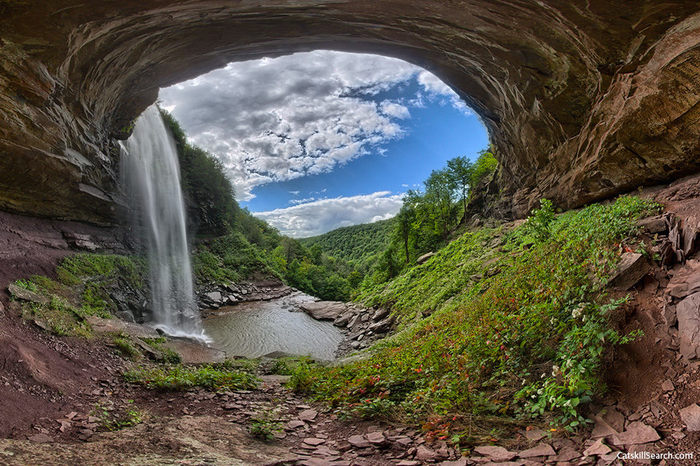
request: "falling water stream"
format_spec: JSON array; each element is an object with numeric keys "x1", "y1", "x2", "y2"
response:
[{"x1": 121, "y1": 105, "x2": 208, "y2": 341}]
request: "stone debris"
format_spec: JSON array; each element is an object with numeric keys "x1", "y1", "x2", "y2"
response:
[
  {"x1": 611, "y1": 422, "x2": 660, "y2": 446},
  {"x1": 677, "y1": 292, "x2": 700, "y2": 360},
  {"x1": 609, "y1": 252, "x2": 650, "y2": 290},
  {"x1": 583, "y1": 439, "x2": 611, "y2": 457},
  {"x1": 679, "y1": 403, "x2": 700, "y2": 431},
  {"x1": 473, "y1": 445, "x2": 517, "y2": 461},
  {"x1": 298, "y1": 409, "x2": 318, "y2": 422},
  {"x1": 518, "y1": 443, "x2": 555, "y2": 458}
]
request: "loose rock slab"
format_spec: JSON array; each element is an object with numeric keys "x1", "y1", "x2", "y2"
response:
[
  {"x1": 611, "y1": 422, "x2": 660, "y2": 446},
  {"x1": 679, "y1": 404, "x2": 700, "y2": 431},
  {"x1": 677, "y1": 292, "x2": 700, "y2": 360},
  {"x1": 474, "y1": 445, "x2": 517, "y2": 461}
]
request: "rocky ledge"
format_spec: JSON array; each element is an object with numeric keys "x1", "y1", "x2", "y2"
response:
[
  {"x1": 297, "y1": 300, "x2": 396, "y2": 356},
  {"x1": 198, "y1": 280, "x2": 294, "y2": 313}
]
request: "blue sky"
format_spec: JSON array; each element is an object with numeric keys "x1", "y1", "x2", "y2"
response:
[{"x1": 159, "y1": 51, "x2": 488, "y2": 237}]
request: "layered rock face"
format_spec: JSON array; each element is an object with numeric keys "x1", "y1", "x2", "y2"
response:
[{"x1": 1, "y1": 1, "x2": 700, "y2": 222}]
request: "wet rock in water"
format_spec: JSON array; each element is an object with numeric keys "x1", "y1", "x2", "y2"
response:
[
  {"x1": 679, "y1": 404, "x2": 700, "y2": 431},
  {"x1": 609, "y1": 252, "x2": 649, "y2": 290},
  {"x1": 203, "y1": 291, "x2": 223, "y2": 305},
  {"x1": 299, "y1": 301, "x2": 347, "y2": 320},
  {"x1": 677, "y1": 293, "x2": 700, "y2": 360}
]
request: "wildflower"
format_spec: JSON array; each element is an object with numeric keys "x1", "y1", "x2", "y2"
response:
[{"x1": 551, "y1": 365, "x2": 560, "y2": 377}]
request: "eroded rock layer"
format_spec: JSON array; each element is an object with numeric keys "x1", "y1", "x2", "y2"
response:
[{"x1": 1, "y1": 1, "x2": 700, "y2": 221}]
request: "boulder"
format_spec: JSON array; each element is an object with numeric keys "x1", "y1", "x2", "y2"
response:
[
  {"x1": 347, "y1": 434, "x2": 370, "y2": 449},
  {"x1": 416, "y1": 252, "x2": 435, "y2": 265},
  {"x1": 609, "y1": 253, "x2": 649, "y2": 290},
  {"x1": 7, "y1": 283, "x2": 50, "y2": 305},
  {"x1": 371, "y1": 307, "x2": 390, "y2": 322},
  {"x1": 204, "y1": 291, "x2": 223, "y2": 303},
  {"x1": 300, "y1": 301, "x2": 347, "y2": 321},
  {"x1": 368, "y1": 318, "x2": 393, "y2": 334},
  {"x1": 333, "y1": 310, "x2": 355, "y2": 327},
  {"x1": 637, "y1": 216, "x2": 668, "y2": 234},
  {"x1": 677, "y1": 293, "x2": 700, "y2": 360}
]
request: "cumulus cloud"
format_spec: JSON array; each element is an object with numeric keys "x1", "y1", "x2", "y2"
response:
[
  {"x1": 159, "y1": 51, "x2": 468, "y2": 201},
  {"x1": 254, "y1": 191, "x2": 404, "y2": 237}
]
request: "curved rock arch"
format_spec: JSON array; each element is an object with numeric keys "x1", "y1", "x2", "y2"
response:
[{"x1": 1, "y1": 1, "x2": 699, "y2": 223}]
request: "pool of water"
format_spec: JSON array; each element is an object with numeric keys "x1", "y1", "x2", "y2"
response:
[{"x1": 202, "y1": 292, "x2": 343, "y2": 360}]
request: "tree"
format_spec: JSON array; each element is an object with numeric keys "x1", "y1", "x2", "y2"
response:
[
  {"x1": 423, "y1": 168, "x2": 456, "y2": 240},
  {"x1": 447, "y1": 156, "x2": 473, "y2": 223},
  {"x1": 395, "y1": 204, "x2": 416, "y2": 264}
]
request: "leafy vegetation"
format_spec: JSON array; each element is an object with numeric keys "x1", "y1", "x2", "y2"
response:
[
  {"x1": 123, "y1": 363, "x2": 259, "y2": 391},
  {"x1": 10, "y1": 254, "x2": 147, "y2": 337},
  {"x1": 92, "y1": 400, "x2": 144, "y2": 431},
  {"x1": 249, "y1": 409, "x2": 284, "y2": 441},
  {"x1": 292, "y1": 196, "x2": 660, "y2": 441}
]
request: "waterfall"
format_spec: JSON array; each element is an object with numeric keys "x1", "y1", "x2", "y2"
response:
[{"x1": 120, "y1": 105, "x2": 208, "y2": 341}]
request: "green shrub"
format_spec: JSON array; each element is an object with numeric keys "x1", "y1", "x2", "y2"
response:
[
  {"x1": 249, "y1": 409, "x2": 283, "y2": 442},
  {"x1": 123, "y1": 364, "x2": 259, "y2": 391}
]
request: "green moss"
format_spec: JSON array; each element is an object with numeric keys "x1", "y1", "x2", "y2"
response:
[
  {"x1": 12, "y1": 253, "x2": 148, "y2": 338},
  {"x1": 300, "y1": 196, "x2": 661, "y2": 437}
]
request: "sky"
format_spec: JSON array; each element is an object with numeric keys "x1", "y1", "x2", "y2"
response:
[{"x1": 159, "y1": 50, "x2": 488, "y2": 237}]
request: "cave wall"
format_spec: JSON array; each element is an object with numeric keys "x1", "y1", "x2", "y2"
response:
[{"x1": 1, "y1": 0, "x2": 699, "y2": 223}]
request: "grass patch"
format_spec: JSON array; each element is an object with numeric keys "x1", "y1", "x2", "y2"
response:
[
  {"x1": 297, "y1": 196, "x2": 660, "y2": 440},
  {"x1": 113, "y1": 334, "x2": 140, "y2": 359},
  {"x1": 123, "y1": 364, "x2": 259, "y2": 392}
]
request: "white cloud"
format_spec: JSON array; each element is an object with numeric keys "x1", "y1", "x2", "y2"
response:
[
  {"x1": 254, "y1": 191, "x2": 404, "y2": 237},
  {"x1": 159, "y1": 51, "x2": 469, "y2": 201}
]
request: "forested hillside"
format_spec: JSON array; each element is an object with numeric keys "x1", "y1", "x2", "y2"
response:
[{"x1": 299, "y1": 218, "x2": 395, "y2": 264}]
